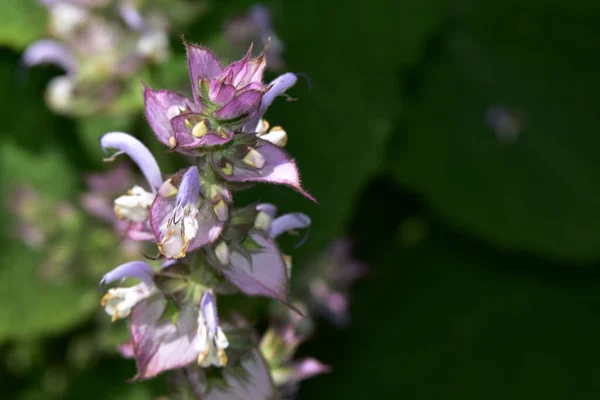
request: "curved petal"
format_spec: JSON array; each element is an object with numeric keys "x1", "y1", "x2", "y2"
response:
[
  {"x1": 101, "y1": 132, "x2": 162, "y2": 192},
  {"x1": 185, "y1": 41, "x2": 223, "y2": 103},
  {"x1": 175, "y1": 167, "x2": 200, "y2": 210},
  {"x1": 130, "y1": 298, "x2": 198, "y2": 380},
  {"x1": 143, "y1": 85, "x2": 193, "y2": 147},
  {"x1": 243, "y1": 72, "x2": 297, "y2": 133},
  {"x1": 212, "y1": 138, "x2": 316, "y2": 202},
  {"x1": 268, "y1": 213, "x2": 311, "y2": 239},
  {"x1": 257, "y1": 203, "x2": 277, "y2": 218},
  {"x1": 213, "y1": 90, "x2": 263, "y2": 122},
  {"x1": 22, "y1": 39, "x2": 77, "y2": 74},
  {"x1": 100, "y1": 261, "x2": 154, "y2": 287}
]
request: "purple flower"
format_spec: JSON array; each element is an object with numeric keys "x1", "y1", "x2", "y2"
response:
[
  {"x1": 143, "y1": 41, "x2": 299, "y2": 152},
  {"x1": 127, "y1": 289, "x2": 229, "y2": 380},
  {"x1": 100, "y1": 132, "x2": 162, "y2": 241},
  {"x1": 149, "y1": 167, "x2": 226, "y2": 259},
  {"x1": 22, "y1": 39, "x2": 77, "y2": 74},
  {"x1": 99, "y1": 261, "x2": 157, "y2": 321}
]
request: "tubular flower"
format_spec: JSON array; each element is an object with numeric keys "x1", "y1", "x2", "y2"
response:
[
  {"x1": 99, "y1": 261, "x2": 157, "y2": 322},
  {"x1": 195, "y1": 291, "x2": 229, "y2": 367},
  {"x1": 150, "y1": 166, "x2": 225, "y2": 259},
  {"x1": 101, "y1": 132, "x2": 161, "y2": 241},
  {"x1": 94, "y1": 39, "x2": 330, "y2": 396}
]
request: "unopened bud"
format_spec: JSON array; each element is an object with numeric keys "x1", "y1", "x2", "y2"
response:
[
  {"x1": 213, "y1": 200, "x2": 229, "y2": 222},
  {"x1": 260, "y1": 126, "x2": 287, "y2": 147},
  {"x1": 257, "y1": 119, "x2": 270, "y2": 133},
  {"x1": 214, "y1": 242, "x2": 230, "y2": 265},
  {"x1": 159, "y1": 179, "x2": 178, "y2": 198},
  {"x1": 254, "y1": 211, "x2": 273, "y2": 231},
  {"x1": 242, "y1": 148, "x2": 266, "y2": 169},
  {"x1": 221, "y1": 162, "x2": 233, "y2": 176},
  {"x1": 192, "y1": 120, "x2": 208, "y2": 138}
]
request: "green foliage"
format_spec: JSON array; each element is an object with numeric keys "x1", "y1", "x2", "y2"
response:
[
  {"x1": 302, "y1": 230, "x2": 600, "y2": 399},
  {"x1": 246, "y1": 0, "x2": 447, "y2": 256},
  {"x1": 0, "y1": 144, "x2": 96, "y2": 340},
  {"x1": 388, "y1": 6, "x2": 600, "y2": 261},
  {"x1": 0, "y1": 244, "x2": 97, "y2": 342},
  {"x1": 0, "y1": 0, "x2": 45, "y2": 51},
  {"x1": 0, "y1": 142, "x2": 76, "y2": 200},
  {"x1": 3, "y1": 0, "x2": 600, "y2": 399}
]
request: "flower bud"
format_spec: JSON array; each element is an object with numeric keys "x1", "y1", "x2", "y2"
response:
[
  {"x1": 260, "y1": 126, "x2": 287, "y2": 147},
  {"x1": 192, "y1": 120, "x2": 208, "y2": 138},
  {"x1": 214, "y1": 241, "x2": 230, "y2": 265},
  {"x1": 242, "y1": 148, "x2": 266, "y2": 169},
  {"x1": 213, "y1": 200, "x2": 229, "y2": 222}
]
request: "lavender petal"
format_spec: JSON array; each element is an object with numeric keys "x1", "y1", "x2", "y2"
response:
[
  {"x1": 243, "y1": 73, "x2": 298, "y2": 132},
  {"x1": 185, "y1": 42, "x2": 223, "y2": 103},
  {"x1": 130, "y1": 299, "x2": 198, "y2": 380},
  {"x1": 175, "y1": 167, "x2": 200, "y2": 210},
  {"x1": 212, "y1": 139, "x2": 316, "y2": 202},
  {"x1": 268, "y1": 213, "x2": 311, "y2": 239},
  {"x1": 213, "y1": 90, "x2": 263, "y2": 121},
  {"x1": 143, "y1": 85, "x2": 192, "y2": 148},
  {"x1": 22, "y1": 39, "x2": 77, "y2": 74},
  {"x1": 200, "y1": 291, "x2": 219, "y2": 338},
  {"x1": 100, "y1": 261, "x2": 154, "y2": 287},
  {"x1": 217, "y1": 232, "x2": 289, "y2": 302},
  {"x1": 100, "y1": 132, "x2": 162, "y2": 192}
]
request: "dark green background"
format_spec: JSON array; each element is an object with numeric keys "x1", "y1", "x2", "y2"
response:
[{"x1": 2, "y1": 0, "x2": 600, "y2": 398}]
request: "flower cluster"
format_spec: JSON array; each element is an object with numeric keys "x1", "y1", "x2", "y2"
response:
[
  {"x1": 97, "y1": 41, "x2": 316, "y2": 385},
  {"x1": 22, "y1": 0, "x2": 174, "y2": 115}
]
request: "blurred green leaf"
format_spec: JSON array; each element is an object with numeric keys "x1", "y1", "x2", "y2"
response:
[
  {"x1": 238, "y1": 0, "x2": 447, "y2": 255},
  {"x1": 0, "y1": 142, "x2": 76, "y2": 200},
  {"x1": 302, "y1": 231, "x2": 600, "y2": 398},
  {"x1": 64, "y1": 358, "x2": 157, "y2": 400},
  {"x1": 0, "y1": 143, "x2": 97, "y2": 341},
  {"x1": 0, "y1": 243, "x2": 96, "y2": 342},
  {"x1": 0, "y1": 0, "x2": 46, "y2": 51},
  {"x1": 388, "y1": 15, "x2": 600, "y2": 261}
]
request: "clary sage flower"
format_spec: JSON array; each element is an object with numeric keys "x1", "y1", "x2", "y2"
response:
[{"x1": 96, "y1": 40, "x2": 317, "y2": 387}]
